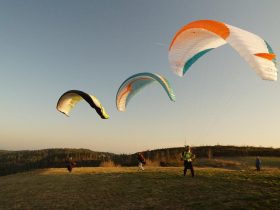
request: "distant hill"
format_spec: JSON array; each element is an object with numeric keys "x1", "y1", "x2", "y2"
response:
[
  {"x1": 0, "y1": 148, "x2": 119, "y2": 176},
  {"x1": 141, "y1": 145, "x2": 280, "y2": 167},
  {"x1": 142, "y1": 145, "x2": 280, "y2": 160},
  {"x1": 0, "y1": 146, "x2": 279, "y2": 176}
]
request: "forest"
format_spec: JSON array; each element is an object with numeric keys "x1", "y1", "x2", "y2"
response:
[{"x1": 1, "y1": 146, "x2": 280, "y2": 176}]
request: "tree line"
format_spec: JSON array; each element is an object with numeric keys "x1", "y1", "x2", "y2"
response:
[{"x1": 1, "y1": 146, "x2": 279, "y2": 176}]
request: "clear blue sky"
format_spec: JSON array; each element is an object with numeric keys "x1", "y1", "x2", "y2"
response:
[{"x1": 0, "y1": 0, "x2": 279, "y2": 153}]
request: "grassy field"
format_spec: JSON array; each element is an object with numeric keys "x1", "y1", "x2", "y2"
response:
[
  {"x1": 193, "y1": 156, "x2": 280, "y2": 170},
  {"x1": 0, "y1": 165, "x2": 280, "y2": 210}
]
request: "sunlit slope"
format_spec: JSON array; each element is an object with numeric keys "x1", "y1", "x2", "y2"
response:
[{"x1": 0, "y1": 167, "x2": 279, "y2": 210}]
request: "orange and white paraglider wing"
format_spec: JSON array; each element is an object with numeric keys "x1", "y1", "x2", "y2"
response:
[
  {"x1": 226, "y1": 24, "x2": 277, "y2": 81},
  {"x1": 169, "y1": 20, "x2": 228, "y2": 76},
  {"x1": 169, "y1": 19, "x2": 277, "y2": 81},
  {"x1": 116, "y1": 72, "x2": 176, "y2": 112}
]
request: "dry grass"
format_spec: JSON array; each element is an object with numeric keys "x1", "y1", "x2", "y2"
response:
[
  {"x1": 0, "y1": 166, "x2": 280, "y2": 210},
  {"x1": 195, "y1": 158, "x2": 241, "y2": 168},
  {"x1": 99, "y1": 160, "x2": 120, "y2": 167},
  {"x1": 145, "y1": 159, "x2": 160, "y2": 166}
]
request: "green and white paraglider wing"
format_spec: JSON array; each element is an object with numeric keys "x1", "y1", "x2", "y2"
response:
[{"x1": 116, "y1": 72, "x2": 176, "y2": 112}]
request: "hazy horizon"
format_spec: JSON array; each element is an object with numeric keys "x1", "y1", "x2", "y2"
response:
[{"x1": 2, "y1": 144, "x2": 280, "y2": 155}]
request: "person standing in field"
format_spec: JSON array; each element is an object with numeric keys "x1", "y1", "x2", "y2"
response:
[
  {"x1": 137, "y1": 152, "x2": 146, "y2": 171},
  {"x1": 181, "y1": 145, "x2": 195, "y2": 177},
  {"x1": 66, "y1": 156, "x2": 76, "y2": 173},
  {"x1": 256, "y1": 156, "x2": 261, "y2": 171}
]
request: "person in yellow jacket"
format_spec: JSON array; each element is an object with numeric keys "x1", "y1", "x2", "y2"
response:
[{"x1": 181, "y1": 145, "x2": 195, "y2": 177}]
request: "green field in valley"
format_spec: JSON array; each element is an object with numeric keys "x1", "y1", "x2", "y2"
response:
[{"x1": 1, "y1": 162, "x2": 280, "y2": 210}]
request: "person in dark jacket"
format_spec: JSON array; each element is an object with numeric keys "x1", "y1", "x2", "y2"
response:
[
  {"x1": 137, "y1": 152, "x2": 146, "y2": 171},
  {"x1": 66, "y1": 156, "x2": 76, "y2": 173},
  {"x1": 181, "y1": 146, "x2": 195, "y2": 177},
  {"x1": 256, "y1": 156, "x2": 261, "y2": 171}
]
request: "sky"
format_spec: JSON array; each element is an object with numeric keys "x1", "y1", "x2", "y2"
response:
[{"x1": 0, "y1": 0, "x2": 280, "y2": 154}]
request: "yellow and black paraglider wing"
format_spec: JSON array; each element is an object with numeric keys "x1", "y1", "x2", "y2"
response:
[{"x1": 56, "y1": 90, "x2": 109, "y2": 119}]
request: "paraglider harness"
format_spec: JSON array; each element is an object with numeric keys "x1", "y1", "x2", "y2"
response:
[{"x1": 182, "y1": 151, "x2": 195, "y2": 164}]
